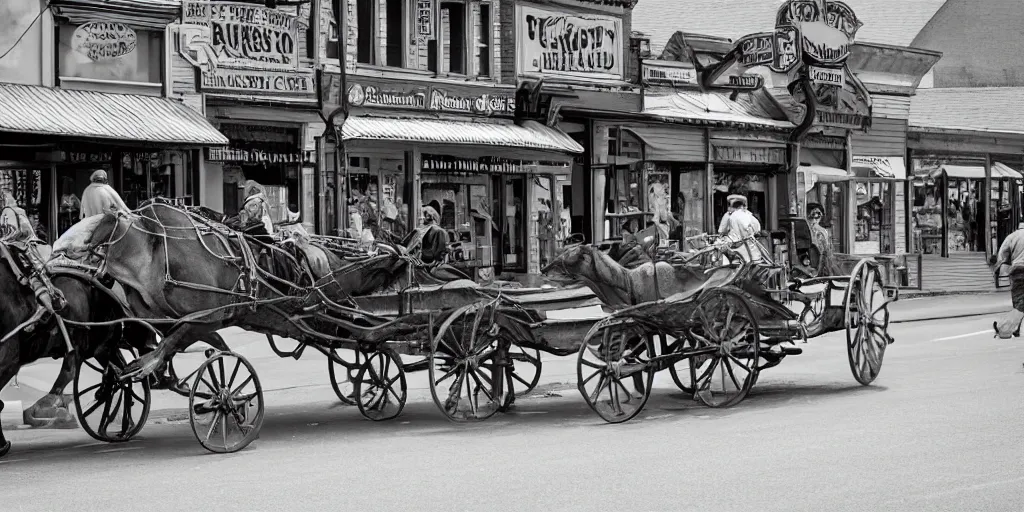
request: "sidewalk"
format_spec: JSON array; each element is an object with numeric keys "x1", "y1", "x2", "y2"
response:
[{"x1": 2, "y1": 291, "x2": 1012, "y2": 429}]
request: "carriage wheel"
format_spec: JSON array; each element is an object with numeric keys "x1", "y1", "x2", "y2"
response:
[
  {"x1": 668, "y1": 356, "x2": 696, "y2": 394},
  {"x1": 844, "y1": 261, "x2": 891, "y2": 386},
  {"x1": 327, "y1": 349, "x2": 363, "y2": 406},
  {"x1": 354, "y1": 350, "x2": 407, "y2": 421},
  {"x1": 188, "y1": 352, "x2": 264, "y2": 454},
  {"x1": 689, "y1": 288, "x2": 760, "y2": 408},
  {"x1": 73, "y1": 346, "x2": 151, "y2": 443},
  {"x1": 428, "y1": 302, "x2": 506, "y2": 422},
  {"x1": 507, "y1": 346, "x2": 542, "y2": 397},
  {"x1": 576, "y1": 319, "x2": 655, "y2": 424}
]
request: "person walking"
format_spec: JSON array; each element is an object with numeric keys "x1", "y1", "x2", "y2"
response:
[
  {"x1": 80, "y1": 170, "x2": 129, "y2": 219},
  {"x1": 716, "y1": 194, "x2": 762, "y2": 262},
  {"x1": 993, "y1": 221, "x2": 1024, "y2": 338}
]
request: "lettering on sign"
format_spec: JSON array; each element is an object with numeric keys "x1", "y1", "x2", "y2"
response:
[
  {"x1": 641, "y1": 62, "x2": 696, "y2": 85},
  {"x1": 809, "y1": 66, "x2": 844, "y2": 86},
  {"x1": 343, "y1": 79, "x2": 515, "y2": 116},
  {"x1": 208, "y1": 147, "x2": 312, "y2": 163},
  {"x1": 771, "y1": 26, "x2": 801, "y2": 73},
  {"x1": 824, "y1": 1, "x2": 863, "y2": 39},
  {"x1": 423, "y1": 154, "x2": 570, "y2": 174},
  {"x1": 178, "y1": 1, "x2": 315, "y2": 100},
  {"x1": 71, "y1": 22, "x2": 137, "y2": 61},
  {"x1": 814, "y1": 110, "x2": 868, "y2": 130},
  {"x1": 728, "y1": 74, "x2": 764, "y2": 89},
  {"x1": 736, "y1": 33, "x2": 775, "y2": 68},
  {"x1": 416, "y1": 0, "x2": 433, "y2": 39},
  {"x1": 517, "y1": 4, "x2": 623, "y2": 80},
  {"x1": 712, "y1": 145, "x2": 787, "y2": 165}
]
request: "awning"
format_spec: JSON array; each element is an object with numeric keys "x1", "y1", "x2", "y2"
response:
[
  {"x1": 929, "y1": 164, "x2": 1023, "y2": 180},
  {"x1": 341, "y1": 117, "x2": 583, "y2": 154},
  {"x1": 851, "y1": 156, "x2": 908, "y2": 180},
  {"x1": 643, "y1": 88, "x2": 793, "y2": 130},
  {"x1": 993, "y1": 162, "x2": 1024, "y2": 179},
  {"x1": 798, "y1": 164, "x2": 851, "y2": 193},
  {"x1": 0, "y1": 83, "x2": 227, "y2": 146}
]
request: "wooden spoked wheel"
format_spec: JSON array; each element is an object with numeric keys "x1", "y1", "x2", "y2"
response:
[
  {"x1": 576, "y1": 318, "x2": 655, "y2": 424},
  {"x1": 689, "y1": 288, "x2": 760, "y2": 408},
  {"x1": 327, "y1": 349, "x2": 363, "y2": 406},
  {"x1": 353, "y1": 350, "x2": 407, "y2": 421},
  {"x1": 428, "y1": 302, "x2": 506, "y2": 422},
  {"x1": 73, "y1": 346, "x2": 151, "y2": 443},
  {"x1": 188, "y1": 351, "x2": 264, "y2": 454},
  {"x1": 844, "y1": 260, "x2": 892, "y2": 386},
  {"x1": 507, "y1": 345, "x2": 542, "y2": 397}
]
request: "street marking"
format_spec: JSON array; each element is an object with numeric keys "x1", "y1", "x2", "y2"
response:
[
  {"x1": 0, "y1": 459, "x2": 27, "y2": 464},
  {"x1": 95, "y1": 446, "x2": 142, "y2": 454},
  {"x1": 932, "y1": 330, "x2": 991, "y2": 342}
]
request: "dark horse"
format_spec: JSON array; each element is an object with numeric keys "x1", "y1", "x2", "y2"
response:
[
  {"x1": 0, "y1": 241, "x2": 157, "y2": 458},
  {"x1": 50, "y1": 203, "x2": 406, "y2": 382}
]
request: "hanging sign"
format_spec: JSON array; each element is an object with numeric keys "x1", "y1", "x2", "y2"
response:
[
  {"x1": 179, "y1": 1, "x2": 316, "y2": 101},
  {"x1": 516, "y1": 4, "x2": 623, "y2": 81},
  {"x1": 71, "y1": 22, "x2": 137, "y2": 61}
]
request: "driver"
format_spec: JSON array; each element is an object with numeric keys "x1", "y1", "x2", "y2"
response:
[
  {"x1": 717, "y1": 194, "x2": 761, "y2": 262},
  {"x1": 417, "y1": 206, "x2": 449, "y2": 265}
]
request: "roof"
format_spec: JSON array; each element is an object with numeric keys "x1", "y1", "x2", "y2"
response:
[
  {"x1": 643, "y1": 88, "x2": 793, "y2": 129},
  {"x1": 632, "y1": 0, "x2": 948, "y2": 55},
  {"x1": 341, "y1": 118, "x2": 584, "y2": 154},
  {"x1": 0, "y1": 83, "x2": 228, "y2": 146},
  {"x1": 909, "y1": 87, "x2": 1024, "y2": 135}
]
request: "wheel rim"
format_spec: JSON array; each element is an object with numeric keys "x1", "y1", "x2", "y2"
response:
[
  {"x1": 689, "y1": 288, "x2": 760, "y2": 408},
  {"x1": 507, "y1": 346, "x2": 542, "y2": 397},
  {"x1": 428, "y1": 303, "x2": 505, "y2": 422},
  {"x1": 576, "y1": 319, "x2": 654, "y2": 424},
  {"x1": 845, "y1": 262, "x2": 890, "y2": 386},
  {"x1": 667, "y1": 340, "x2": 699, "y2": 394},
  {"x1": 73, "y1": 346, "x2": 151, "y2": 443},
  {"x1": 354, "y1": 350, "x2": 407, "y2": 421},
  {"x1": 188, "y1": 352, "x2": 264, "y2": 454},
  {"x1": 328, "y1": 349, "x2": 362, "y2": 406}
]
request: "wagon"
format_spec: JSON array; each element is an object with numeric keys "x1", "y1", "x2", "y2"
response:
[{"x1": 574, "y1": 224, "x2": 899, "y2": 423}]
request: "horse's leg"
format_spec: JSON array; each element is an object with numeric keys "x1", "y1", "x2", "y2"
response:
[
  {"x1": 22, "y1": 352, "x2": 79, "y2": 429},
  {"x1": 122, "y1": 325, "x2": 210, "y2": 380},
  {"x1": 0, "y1": 341, "x2": 20, "y2": 457}
]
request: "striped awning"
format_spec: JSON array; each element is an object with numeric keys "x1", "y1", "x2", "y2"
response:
[
  {"x1": 0, "y1": 83, "x2": 228, "y2": 146},
  {"x1": 341, "y1": 117, "x2": 583, "y2": 154}
]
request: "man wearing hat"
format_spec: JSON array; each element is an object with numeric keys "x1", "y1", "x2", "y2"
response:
[
  {"x1": 717, "y1": 194, "x2": 762, "y2": 262},
  {"x1": 80, "y1": 169, "x2": 129, "y2": 219}
]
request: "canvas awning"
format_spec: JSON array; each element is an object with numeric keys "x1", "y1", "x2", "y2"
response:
[
  {"x1": 798, "y1": 164, "x2": 851, "y2": 193},
  {"x1": 642, "y1": 87, "x2": 793, "y2": 130},
  {"x1": 851, "y1": 156, "x2": 908, "y2": 180},
  {"x1": 340, "y1": 117, "x2": 583, "y2": 155},
  {"x1": 0, "y1": 83, "x2": 227, "y2": 146},
  {"x1": 929, "y1": 164, "x2": 1023, "y2": 180}
]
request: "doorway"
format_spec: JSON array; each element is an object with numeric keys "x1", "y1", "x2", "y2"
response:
[{"x1": 492, "y1": 175, "x2": 526, "y2": 273}]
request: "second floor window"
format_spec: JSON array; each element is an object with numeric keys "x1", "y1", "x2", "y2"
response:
[
  {"x1": 356, "y1": 0, "x2": 407, "y2": 67},
  {"x1": 57, "y1": 22, "x2": 163, "y2": 85}
]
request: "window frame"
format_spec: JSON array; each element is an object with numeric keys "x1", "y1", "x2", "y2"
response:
[
  {"x1": 354, "y1": 0, "x2": 410, "y2": 68},
  {"x1": 54, "y1": 21, "x2": 165, "y2": 90}
]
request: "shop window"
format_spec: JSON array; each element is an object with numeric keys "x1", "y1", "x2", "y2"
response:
[
  {"x1": 474, "y1": 3, "x2": 492, "y2": 77},
  {"x1": 808, "y1": 182, "x2": 845, "y2": 252},
  {"x1": 533, "y1": 176, "x2": 555, "y2": 269},
  {"x1": 910, "y1": 174, "x2": 942, "y2": 255},
  {"x1": 57, "y1": 22, "x2": 163, "y2": 85},
  {"x1": 712, "y1": 170, "x2": 768, "y2": 232},
  {"x1": 0, "y1": 169, "x2": 46, "y2": 241},
  {"x1": 947, "y1": 177, "x2": 983, "y2": 252},
  {"x1": 672, "y1": 167, "x2": 706, "y2": 247},
  {"x1": 354, "y1": 0, "x2": 407, "y2": 67},
  {"x1": 344, "y1": 156, "x2": 408, "y2": 242},
  {"x1": 853, "y1": 182, "x2": 893, "y2": 254},
  {"x1": 440, "y1": 2, "x2": 467, "y2": 74}
]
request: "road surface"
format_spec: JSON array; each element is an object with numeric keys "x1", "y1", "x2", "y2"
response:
[{"x1": 2, "y1": 314, "x2": 1023, "y2": 512}]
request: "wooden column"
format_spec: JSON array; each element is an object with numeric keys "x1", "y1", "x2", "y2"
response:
[{"x1": 984, "y1": 153, "x2": 992, "y2": 258}]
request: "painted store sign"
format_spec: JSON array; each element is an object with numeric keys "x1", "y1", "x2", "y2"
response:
[
  {"x1": 324, "y1": 75, "x2": 515, "y2": 117},
  {"x1": 71, "y1": 22, "x2": 137, "y2": 61},
  {"x1": 516, "y1": 4, "x2": 623, "y2": 81},
  {"x1": 178, "y1": 1, "x2": 315, "y2": 100}
]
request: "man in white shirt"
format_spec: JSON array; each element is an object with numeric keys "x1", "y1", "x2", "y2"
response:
[
  {"x1": 80, "y1": 170, "x2": 129, "y2": 219},
  {"x1": 717, "y1": 194, "x2": 762, "y2": 262}
]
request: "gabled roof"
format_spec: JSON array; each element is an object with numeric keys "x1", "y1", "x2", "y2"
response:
[
  {"x1": 909, "y1": 87, "x2": 1024, "y2": 135},
  {"x1": 632, "y1": 0, "x2": 948, "y2": 55}
]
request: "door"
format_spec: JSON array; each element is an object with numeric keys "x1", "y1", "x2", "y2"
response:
[
  {"x1": 945, "y1": 177, "x2": 983, "y2": 253},
  {"x1": 492, "y1": 175, "x2": 526, "y2": 273}
]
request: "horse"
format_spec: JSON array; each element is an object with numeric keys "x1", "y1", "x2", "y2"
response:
[
  {"x1": 540, "y1": 243, "x2": 707, "y2": 307},
  {"x1": 50, "y1": 202, "x2": 406, "y2": 381}
]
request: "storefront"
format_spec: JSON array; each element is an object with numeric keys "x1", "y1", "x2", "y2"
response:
[{"x1": 321, "y1": 74, "x2": 581, "y2": 281}]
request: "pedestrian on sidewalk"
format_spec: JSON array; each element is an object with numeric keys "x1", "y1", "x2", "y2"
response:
[{"x1": 992, "y1": 221, "x2": 1024, "y2": 338}]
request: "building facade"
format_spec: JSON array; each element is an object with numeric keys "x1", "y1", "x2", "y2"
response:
[{"x1": 0, "y1": 0, "x2": 226, "y2": 243}]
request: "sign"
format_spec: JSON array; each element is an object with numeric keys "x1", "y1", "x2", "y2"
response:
[
  {"x1": 736, "y1": 33, "x2": 774, "y2": 68},
  {"x1": 423, "y1": 155, "x2": 531, "y2": 174},
  {"x1": 813, "y1": 110, "x2": 869, "y2": 130},
  {"x1": 771, "y1": 26, "x2": 801, "y2": 73},
  {"x1": 178, "y1": 1, "x2": 315, "y2": 101},
  {"x1": 416, "y1": 0, "x2": 433, "y2": 39},
  {"x1": 809, "y1": 65, "x2": 844, "y2": 86},
  {"x1": 641, "y1": 62, "x2": 697, "y2": 86},
  {"x1": 711, "y1": 145, "x2": 787, "y2": 165},
  {"x1": 516, "y1": 4, "x2": 623, "y2": 81},
  {"x1": 207, "y1": 147, "x2": 313, "y2": 163},
  {"x1": 71, "y1": 22, "x2": 137, "y2": 61},
  {"x1": 332, "y1": 76, "x2": 516, "y2": 117},
  {"x1": 727, "y1": 74, "x2": 764, "y2": 89},
  {"x1": 732, "y1": 27, "x2": 800, "y2": 74}
]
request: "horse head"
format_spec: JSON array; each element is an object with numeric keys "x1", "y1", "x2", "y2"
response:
[
  {"x1": 50, "y1": 212, "x2": 126, "y2": 262},
  {"x1": 541, "y1": 242, "x2": 596, "y2": 284}
]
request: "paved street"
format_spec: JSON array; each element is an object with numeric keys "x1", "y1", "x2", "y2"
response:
[{"x1": 2, "y1": 303, "x2": 1023, "y2": 512}]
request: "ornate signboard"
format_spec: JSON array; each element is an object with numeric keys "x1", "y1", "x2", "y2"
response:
[
  {"x1": 641, "y1": 62, "x2": 697, "y2": 86},
  {"x1": 711, "y1": 144, "x2": 787, "y2": 165},
  {"x1": 422, "y1": 154, "x2": 569, "y2": 174},
  {"x1": 323, "y1": 75, "x2": 516, "y2": 117},
  {"x1": 71, "y1": 22, "x2": 137, "y2": 61},
  {"x1": 516, "y1": 4, "x2": 623, "y2": 81},
  {"x1": 178, "y1": 1, "x2": 315, "y2": 101}
]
